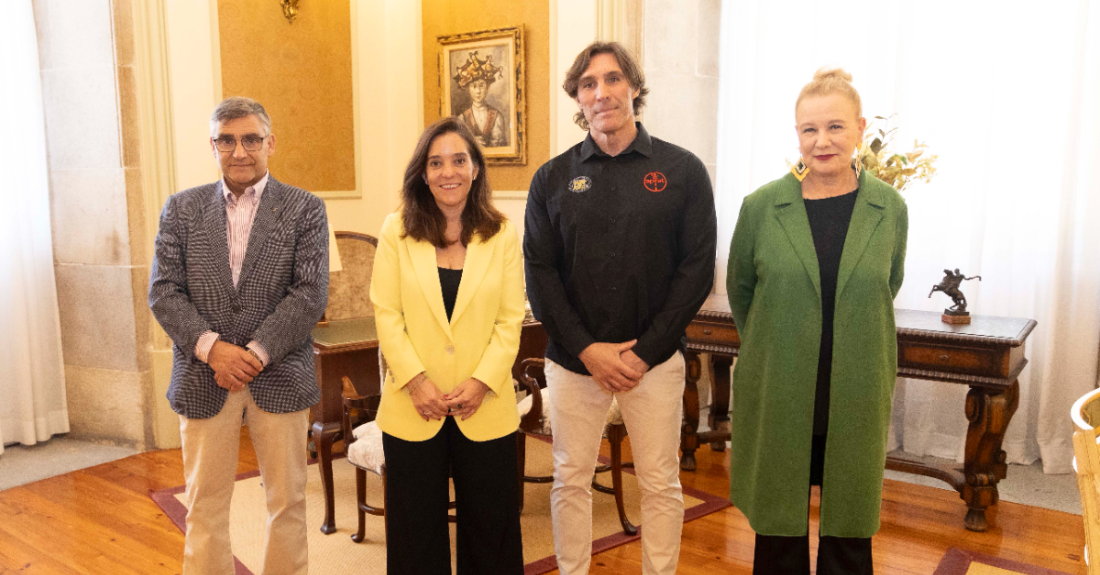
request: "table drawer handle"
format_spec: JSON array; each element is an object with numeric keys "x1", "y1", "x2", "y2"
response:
[
  {"x1": 939, "y1": 354, "x2": 950, "y2": 361},
  {"x1": 703, "y1": 328, "x2": 712, "y2": 335}
]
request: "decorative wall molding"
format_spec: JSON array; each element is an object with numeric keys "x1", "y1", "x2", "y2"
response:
[
  {"x1": 314, "y1": 0, "x2": 362, "y2": 201},
  {"x1": 549, "y1": 0, "x2": 598, "y2": 157},
  {"x1": 597, "y1": 0, "x2": 644, "y2": 62},
  {"x1": 132, "y1": 0, "x2": 176, "y2": 263},
  {"x1": 131, "y1": 0, "x2": 181, "y2": 448}
]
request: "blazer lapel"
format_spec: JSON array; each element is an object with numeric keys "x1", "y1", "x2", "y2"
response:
[
  {"x1": 774, "y1": 174, "x2": 822, "y2": 300},
  {"x1": 236, "y1": 178, "x2": 285, "y2": 290},
  {"x1": 449, "y1": 234, "x2": 493, "y2": 326},
  {"x1": 203, "y1": 182, "x2": 234, "y2": 294},
  {"x1": 407, "y1": 237, "x2": 454, "y2": 340},
  {"x1": 836, "y1": 172, "x2": 885, "y2": 299}
]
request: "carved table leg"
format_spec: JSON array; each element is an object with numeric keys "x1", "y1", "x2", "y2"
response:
[
  {"x1": 961, "y1": 380, "x2": 1020, "y2": 532},
  {"x1": 708, "y1": 354, "x2": 733, "y2": 452},
  {"x1": 680, "y1": 350, "x2": 703, "y2": 471},
  {"x1": 312, "y1": 420, "x2": 342, "y2": 534}
]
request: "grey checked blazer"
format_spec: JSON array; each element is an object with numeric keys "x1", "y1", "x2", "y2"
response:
[{"x1": 149, "y1": 177, "x2": 328, "y2": 419}]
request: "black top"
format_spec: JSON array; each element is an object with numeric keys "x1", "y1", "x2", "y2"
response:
[
  {"x1": 438, "y1": 267, "x2": 462, "y2": 321},
  {"x1": 523, "y1": 123, "x2": 718, "y2": 375},
  {"x1": 804, "y1": 189, "x2": 858, "y2": 435}
]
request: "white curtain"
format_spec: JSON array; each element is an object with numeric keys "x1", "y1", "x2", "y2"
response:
[
  {"x1": 0, "y1": 1, "x2": 70, "y2": 454},
  {"x1": 716, "y1": 0, "x2": 1100, "y2": 474}
]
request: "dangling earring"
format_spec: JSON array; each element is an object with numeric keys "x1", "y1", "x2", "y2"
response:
[
  {"x1": 791, "y1": 158, "x2": 809, "y2": 182},
  {"x1": 851, "y1": 156, "x2": 862, "y2": 179}
]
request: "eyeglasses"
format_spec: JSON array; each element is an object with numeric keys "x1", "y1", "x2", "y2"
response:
[{"x1": 212, "y1": 135, "x2": 267, "y2": 152}]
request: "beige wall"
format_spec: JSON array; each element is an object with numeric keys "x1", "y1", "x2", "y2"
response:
[
  {"x1": 218, "y1": 0, "x2": 357, "y2": 193},
  {"x1": 33, "y1": 0, "x2": 156, "y2": 448},
  {"x1": 643, "y1": 0, "x2": 721, "y2": 189}
]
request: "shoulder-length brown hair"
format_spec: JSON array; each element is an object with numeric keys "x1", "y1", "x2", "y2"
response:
[
  {"x1": 562, "y1": 41, "x2": 649, "y2": 131},
  {"x1": 401, "y1": 117, "x2": 505, "y2": 248}
]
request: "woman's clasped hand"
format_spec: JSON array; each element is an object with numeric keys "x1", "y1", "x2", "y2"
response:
[{"x1": 407, "y1": 374, "x2": 489, "y2": 421}]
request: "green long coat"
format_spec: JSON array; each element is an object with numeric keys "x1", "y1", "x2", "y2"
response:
[{"x1": 726, "y1": 170, "x2": 907, "y2": 538}]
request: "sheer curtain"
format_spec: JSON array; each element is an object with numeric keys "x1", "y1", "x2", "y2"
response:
[
  {"x1": 0, "y1": 1, "x2": 70, "y2": 455},
  {"x1": 716, "y1": 0, "x2": 1100, "y2": 474}
]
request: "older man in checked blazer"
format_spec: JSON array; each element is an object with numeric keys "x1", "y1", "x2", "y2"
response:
[{"x1": 149, "y1": 97, "x2": 328, "y2": 575}]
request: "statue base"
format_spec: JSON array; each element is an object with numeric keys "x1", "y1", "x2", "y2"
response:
[{"x1": 942, "y1": 309, "x2": 971, "y2": 325}]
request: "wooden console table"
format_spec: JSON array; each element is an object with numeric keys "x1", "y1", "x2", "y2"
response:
[
  {"x1": 311, "y1": 317, "x2": 380, "y2": 534},
  {"x1": 682, "y1": 293, "x2": 1036, "y2": 532}
]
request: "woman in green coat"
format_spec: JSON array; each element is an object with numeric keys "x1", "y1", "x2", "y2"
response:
[{"x1": 726, "y1": 68, "x2": 907, "y2": 574}]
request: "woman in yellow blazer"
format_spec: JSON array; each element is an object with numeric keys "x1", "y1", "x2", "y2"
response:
[{"x1": 370, "y1": 117, "x2": 525, "y2": 574}]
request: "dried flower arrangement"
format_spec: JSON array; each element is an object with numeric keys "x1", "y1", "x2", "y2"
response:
[{"x1": 858, "y1": 115, "x2": 938, "y2": 193}]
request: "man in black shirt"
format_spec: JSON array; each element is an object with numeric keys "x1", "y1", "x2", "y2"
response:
[{"x1": 523, "y1": 41, "x2": 717, "y2": 575}]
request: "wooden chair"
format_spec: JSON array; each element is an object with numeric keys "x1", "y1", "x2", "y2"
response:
[
  {"x1": 515, "y1": 358, "x2": 637, "y2": 535},
  {"x1": 340, "y1": 356, "x2": 457, "y2": 544},
  {"x1": 1071, "y1": 387, "x2": 1100, "y2": 573},
  {"x1": 326, "y1": 231, "x2": 378, "y2": 322},
  {"x1": 340, "y1": 377, "x2": 386, "y2": 543}
]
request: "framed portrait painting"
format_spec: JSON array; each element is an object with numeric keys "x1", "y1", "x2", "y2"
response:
[{"x1": 438, "y1": 26, "x2": 526, "y2": 165}]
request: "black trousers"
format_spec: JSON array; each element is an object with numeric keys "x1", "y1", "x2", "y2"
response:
[
  {"x1": 752, "y1": 435, "x2": 873, "y2": 575},
  {"x1": 382, "y1": 417, "x2": 523, "y2": 575}
]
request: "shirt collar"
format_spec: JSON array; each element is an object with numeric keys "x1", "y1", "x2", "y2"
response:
[
  {"x1": 222, "y1": 172, "x2": 269, "y2": 203},
  {"x1": 580, "y1": 122, "x2": 652, "y2": 161}
]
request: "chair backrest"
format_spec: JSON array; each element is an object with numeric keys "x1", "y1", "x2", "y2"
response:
[
  {"x1": 1072, "y1": 387, "x2": 1100, "y2": 573},
  {"x1": 516, "y1": 358, "x2": 547, "y2": 435},
  {"x1": 326, "y1": 231, "x2": 378, "y2": 321}
]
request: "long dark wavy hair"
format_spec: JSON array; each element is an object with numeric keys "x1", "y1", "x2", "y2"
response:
[{"x1": 401, "y1": 117, "x2": 505, "y2": 248}]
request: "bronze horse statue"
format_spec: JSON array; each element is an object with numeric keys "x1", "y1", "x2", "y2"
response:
[{"x1": 929, "y1": 268, "x2": 982, "y2": 312}]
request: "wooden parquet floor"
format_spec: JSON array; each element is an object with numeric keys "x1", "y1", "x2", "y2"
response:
[{"x1": 0, "y1": 429, "x2": 1087, "y2": 574}]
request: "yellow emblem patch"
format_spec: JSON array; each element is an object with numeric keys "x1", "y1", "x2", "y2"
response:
[{"x1": 569, "y1": 176, "x2": 592, "y2": 193}]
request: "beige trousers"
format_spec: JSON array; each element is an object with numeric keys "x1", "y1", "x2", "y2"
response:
[
  {"x1": 546, "y1": 352, "x2": 686, "y2": 575},
  {"x1": 179, "y1": 389, "x2": 309, "y2": 575}
]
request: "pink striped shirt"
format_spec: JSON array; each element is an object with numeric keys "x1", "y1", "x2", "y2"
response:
[{"x1": 194, "y1": 173, "x2": 271, "y2": 367}]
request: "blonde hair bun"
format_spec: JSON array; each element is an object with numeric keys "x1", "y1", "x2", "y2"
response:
[
  {"x1": 796, "y1": 66, "x2": 862, "y2": 117},
  {"x1": 812, "y1": 67, "x2": 853, "y2": 83}
]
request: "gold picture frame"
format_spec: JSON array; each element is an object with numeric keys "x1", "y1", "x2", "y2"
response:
[{"x1": 438, "y1": 26, "x2": 526, "y2": 166}]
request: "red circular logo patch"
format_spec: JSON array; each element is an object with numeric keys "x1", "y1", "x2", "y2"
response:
[{"x1": 643, "y1": 172, "x2": 667, "y2": 192}]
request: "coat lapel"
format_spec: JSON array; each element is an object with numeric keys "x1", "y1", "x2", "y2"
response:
[
  {"x1": 773, "y1": 174, "x2": 822, "y2": 300},
  {"x1": 236, "y1": 178, "x2": 285, "y2": 290},
  {"x1": 449, "y1": 233, "x2": 493, "y2": 326},
  {"x1": 836, "y1": 171, "x2": 885, "y2": 299},
  {"x1": 203, "y1": 182, "x2": 234, "y2": 294},
  {"x1": 407, "y1": 237, "x2": 454, "y2": 340}
]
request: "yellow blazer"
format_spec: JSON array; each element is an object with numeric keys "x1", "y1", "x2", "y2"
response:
[{"x1": 370, "y1": 213, "x2": 525, "y2": 442}]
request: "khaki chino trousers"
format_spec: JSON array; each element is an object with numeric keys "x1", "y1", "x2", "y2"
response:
[
  {"x1": 179, "y1": 389, "x2": 310, "y2": 575},
  {"x1": 546, "y1": 352, "x2": 686, "y2": 575}
]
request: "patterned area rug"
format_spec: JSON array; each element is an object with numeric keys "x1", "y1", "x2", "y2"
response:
[
  {"x1": 934, "y1": 547, "x2": 1078, "y2": 575},
  {"x1": 151, "y1": 437, "x2": 729, "y2": 574}
]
